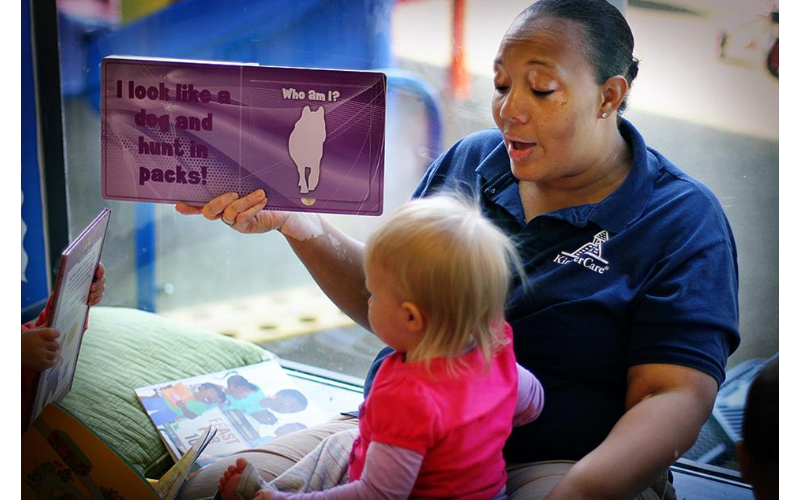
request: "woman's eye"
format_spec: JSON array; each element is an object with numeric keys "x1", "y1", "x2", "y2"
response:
[
  {"x1": 494, "y1": 85, "x2": 509, "y2": 94},
  {"x1": 533, "y1": 89, "x2": 554, "y2": 96}
]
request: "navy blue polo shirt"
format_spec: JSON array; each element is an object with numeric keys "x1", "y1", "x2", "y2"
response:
[{"x1": 363, "y1": 119, "x2": 740, "y2": 463}]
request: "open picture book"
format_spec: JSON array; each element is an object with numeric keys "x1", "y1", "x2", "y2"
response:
[
  {"x1": 135, "y1": 354, "x2": 329, "y2": 468},
  {"x1": 22, "y1": 404, "x2": 216, "y2": 500}
]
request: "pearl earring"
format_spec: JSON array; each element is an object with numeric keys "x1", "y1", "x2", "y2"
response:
[{"x1": 601, "y1": 112, "x2": 608, "y2": 119}]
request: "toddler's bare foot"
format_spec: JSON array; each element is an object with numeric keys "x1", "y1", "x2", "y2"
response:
[
  {"x1": 218, "y1": 458, "x2": 271, "y2": 500},
  {"x1": 218, "y1": 458, "x2": 248, "y2": 500}
]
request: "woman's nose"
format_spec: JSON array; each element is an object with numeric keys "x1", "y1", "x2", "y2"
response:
[{"x1": 499, "y1": 88, "x2": 529, "y2": 124}]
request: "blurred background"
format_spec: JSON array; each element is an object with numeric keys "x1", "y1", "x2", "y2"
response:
[{"x1": 23, "y1": 0, "x2": 778, "y2": 475}]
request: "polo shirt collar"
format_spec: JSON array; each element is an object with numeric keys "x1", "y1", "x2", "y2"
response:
[
  {"x1": 586, "y1": 119, "x2": 657, "y2": 233},
  {"x1": 474, "y1": 119, "x2": 656, "y2": 234}
]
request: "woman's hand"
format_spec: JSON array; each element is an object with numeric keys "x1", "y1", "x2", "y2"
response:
[
  {"x1": 175, "y1": 190, "x2": 285, "y2": 235},
  {"x1": 175, "y1": 189, "x2": 327, "y2": 242},
  {"x1": 21, "y1": 328, "x2": 60, "y2": 372}
]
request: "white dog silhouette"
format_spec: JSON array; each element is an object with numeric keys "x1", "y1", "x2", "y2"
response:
[{"x1": 288, "y1": 105, "x2": 327, "y2": 194}]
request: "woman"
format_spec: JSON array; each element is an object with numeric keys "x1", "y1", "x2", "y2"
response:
[{"x1": 176, "y1": 1, "x2": 739, "y2": 498}]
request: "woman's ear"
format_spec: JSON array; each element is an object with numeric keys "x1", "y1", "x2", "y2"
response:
[
  {"x1": 599, "y1": 75, "x2": 629, "y2": 117},
  {"x1": 401, "y1": 301, "x2": 426, "y2": 335}
]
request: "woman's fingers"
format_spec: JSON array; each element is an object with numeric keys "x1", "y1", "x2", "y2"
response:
[
  {"x1": 174, "y1": 190, "x2": 272, "y2": 232},
  {"x1": 228, "y1": 195, "x2": 269, "y2": 230},
  {"x1": 222, "y1": 190, "x2": 266, "y2": 224},
  {"x1": 175, "y1": 203, "x2": 204, "y2": 215},
  {"x1": 203, "y1": 192, "x2": 241, "y2": 221}
]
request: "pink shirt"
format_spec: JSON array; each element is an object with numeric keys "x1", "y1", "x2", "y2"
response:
[{"x1": 349, "y1": 323, "x2": 518, "y2": 500}]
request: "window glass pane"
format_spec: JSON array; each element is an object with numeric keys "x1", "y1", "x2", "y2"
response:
[{"x1": 56, "y1": 0, "x2": 777, "y2": 478}]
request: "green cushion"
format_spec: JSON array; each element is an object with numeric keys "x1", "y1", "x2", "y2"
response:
[{"x1": 60, "y1": 306, "x2": 267, "y2": 478}]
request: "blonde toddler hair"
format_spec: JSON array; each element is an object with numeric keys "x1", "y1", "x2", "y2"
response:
[{"x1": 364, "y1": 194, "x2": 523, "y2": 370}]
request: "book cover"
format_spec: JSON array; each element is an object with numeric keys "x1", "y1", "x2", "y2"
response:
[
  {"x1": 22, "y1": 404, "x2": 216, "y2": 500},
  {"x1": 101, "y1": 56, "x2": 385, "y2": 215},
  {"x1": 29, "y1": 209, "x2": 111, "y2": 424},
  {"x1": 135, "y1": 356, "x2": 329, "y2": 468}
]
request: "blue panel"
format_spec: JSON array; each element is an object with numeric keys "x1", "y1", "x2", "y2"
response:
[
  {"x1": 135, "y1": 203, "x2": 157, "y2": 312},
  {"x1": 22, "y1": 0, "x2": 51, "y2": 308}
]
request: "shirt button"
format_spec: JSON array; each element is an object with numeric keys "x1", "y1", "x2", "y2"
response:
[{"x1": 490, "y1": 188, "x2": 496, "y2": 193}]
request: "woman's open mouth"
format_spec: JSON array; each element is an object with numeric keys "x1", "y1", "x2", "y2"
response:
[{"x1": 507, "y1": 139, "x2": 538, "y2": 161}]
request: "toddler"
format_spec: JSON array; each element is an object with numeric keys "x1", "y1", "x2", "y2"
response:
[{"x1": 218, "y1": 195, "x2": 544, "y2": 500}]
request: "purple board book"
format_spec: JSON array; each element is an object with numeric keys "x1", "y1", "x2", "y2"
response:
[{"x1": 102, "y1": 56, "x2": 386, "y2": 215}]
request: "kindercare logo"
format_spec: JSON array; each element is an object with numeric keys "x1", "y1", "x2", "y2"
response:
[{"x1": 553, "y1": 230, "x2": 610, "y2": 274}]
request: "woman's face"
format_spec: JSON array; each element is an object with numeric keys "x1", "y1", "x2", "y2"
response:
[{"x1": 492, "y1": 15, "x2": 605, "y2": 184}]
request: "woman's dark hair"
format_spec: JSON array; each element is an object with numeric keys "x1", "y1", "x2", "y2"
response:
[{"x1": 521, "y1": 0, "x2": 639, "y2": 114}]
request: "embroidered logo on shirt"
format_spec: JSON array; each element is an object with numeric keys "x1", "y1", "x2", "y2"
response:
[{"x1": 553, "y1": 230, "x2": 610, "y2": 274}]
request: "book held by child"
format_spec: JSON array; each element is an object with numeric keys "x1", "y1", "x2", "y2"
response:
[{"x1": 28, "y1": 208, "x2": 111, "y2": 426}]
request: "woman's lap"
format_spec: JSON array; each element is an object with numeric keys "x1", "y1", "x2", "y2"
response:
[
  {"x1": 506, "y1": 462, "x2": 676, "y2": 500},
  {"x1": 175, "y1": 415, "x2": 359, "y2": 500},
  {"x1": 177, "y1": 417, "x2": 675, "y2": 500}
]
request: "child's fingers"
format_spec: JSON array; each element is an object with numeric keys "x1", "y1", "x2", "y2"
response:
[
  {"x1": 38, "y1": 328, "x2": 60, "y2": 341},
  {"x1": 90, "y1": 274, "x2": 106, "y2": 293},
  {"x1": 94, "y1": 262, "x2": 106, "y2": 280}
]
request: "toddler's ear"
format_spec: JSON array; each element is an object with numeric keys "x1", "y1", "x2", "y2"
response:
[{"x1": 401, "y1": 301, "x2": 426, "y2": 334}]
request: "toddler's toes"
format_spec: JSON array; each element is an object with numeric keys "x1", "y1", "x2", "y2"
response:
[
  {"x1": 220, "y1": 472, "x2": 242, "y2": 500},
  {"x1": 235, "y1": 457, "x2": 250, "y2": 473}
]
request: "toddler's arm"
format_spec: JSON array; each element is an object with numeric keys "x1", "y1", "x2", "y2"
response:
[
  {"x1": 22, "y1": 294, "x2": 58, "y2": 373},
  {"x1": 21, "y1": 328, "x2": 61, "y2": 372},
  {"x1": 513, "y1": 363, "x2": 544, "y2": 427},
  {"x1": 268, "y1": 442, "x2": 422, "y2": 500}
]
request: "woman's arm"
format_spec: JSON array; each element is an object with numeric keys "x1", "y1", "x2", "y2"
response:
[
  {"x1": 281, "y1": 215, "x2": 369, "y2": 329},
  {"x1": 176, "y1": 191, "x2": 370, "y2": 328},
  {"x1": 544, "y1": 363, "x2": 718, "y2": 500}
]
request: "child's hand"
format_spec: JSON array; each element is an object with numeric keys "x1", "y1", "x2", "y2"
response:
[
  {"x1": 88, "y1": 262, "x2": 106, "y2": 306},
  {"x1": 21, "y1": 328, "x2": 60, "y2": 372}
]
